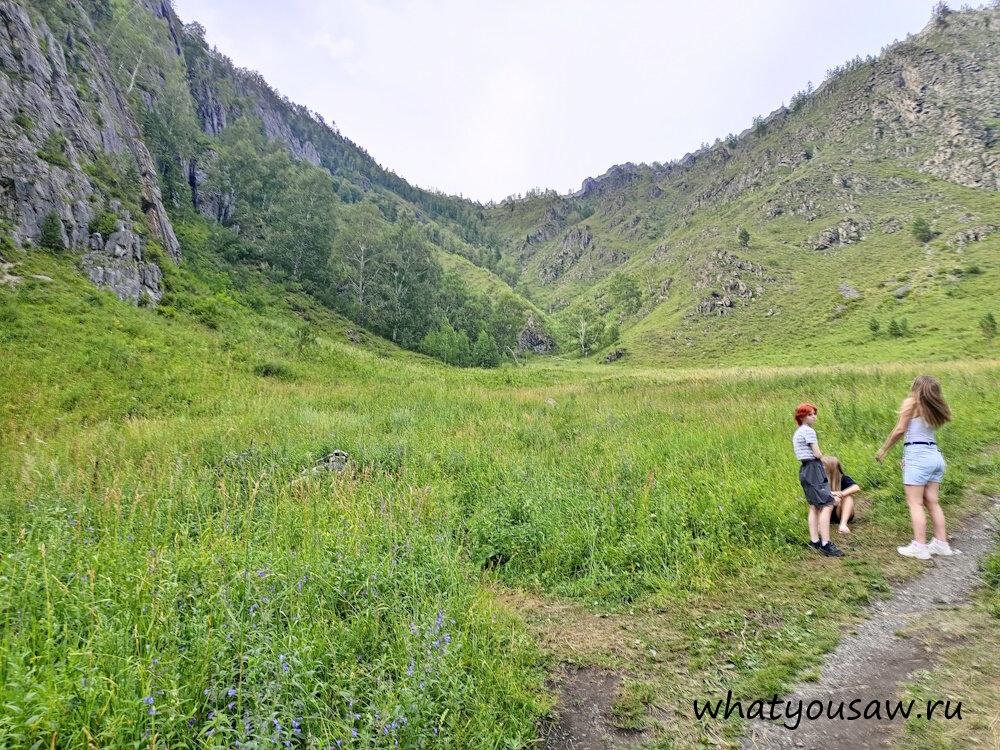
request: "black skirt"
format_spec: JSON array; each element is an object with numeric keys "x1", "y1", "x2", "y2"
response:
[{"x1": 799, "y1": 459, "x2": 835, "y2": 507}]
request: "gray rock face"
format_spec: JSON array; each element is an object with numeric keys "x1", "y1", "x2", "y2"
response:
[
  {"x1": 838, "y1": 283, "x2": 860, "y2": 299},
  {"x1": 880, "y1": 216, "x2": 903, "y2": 234},
  {"x1": 0, "y1": 0, "x2": 180, "y2": 284},
  {"x1": 82, "y1": 226, "x2": 163, "y2": 304},
  {"x1": 576, "y1": 163, "x2": 640, "y2": 199},
  {"x1": 517, "y1": 313, "x2": 554, "y2": 353},
  {"x1": 810, "y1": 218, "x2": 872, "y2": 250},
  {"x1": 689, "y1": 249, "x2": 770, "y2": 318},
  {"x1": 947, "y1": 224, "x2": 994, "y2": 249},
  {"x1": 185, "y1": 42, "x2": 325, "y2": 181},
  {"x1": 1, "y1": 2, "x2": 96, "y2": 248}
]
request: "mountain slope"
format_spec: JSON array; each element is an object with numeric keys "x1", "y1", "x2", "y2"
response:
[
  {"x1": 1, "y1": 0, "x2": 548, "y2": 363},
  {"x1": 483, "y1": 6, "x2": 1000, "y2": 365}
]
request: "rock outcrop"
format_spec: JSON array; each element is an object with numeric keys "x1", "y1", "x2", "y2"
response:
[
  {"x1": 689, "y1": 250, "x2": 770, "y2": 318},
  {"x1": 82, "y1": 221, "x2": 164, "y2": 304},
  {"x1": 809, "y1": 218, "x2": 872, "y2": 250},
  {"x1": 0, "y1": 0, "x2": 180, "y2": 302},
  {"x1": 517, "y1": 313, "x2": 554, "y2": 353}
]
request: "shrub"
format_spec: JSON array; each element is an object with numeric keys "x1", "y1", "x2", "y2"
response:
[
  {"x1": 294, "y1": 323, "x2": 315, "y2": 355},
  {"x1": 0, "y1": 233, "x2": 16, "y2": 259},
  {"x1": 602, "y1": 322, "x2": 621, "y2": 349},
  {"x1": 191, "y1": 297, "x2": 224, "y2": 329},
  {"x1": 253, "y1": 360, "x2": 296, "y2": 380},
  {"x1": 912, "y1": 217, "x2": 934, "y2": 244},
  {"x1": 984, "y1": 549, "x2": 1000, "y2": 617},
  {"x1": 39, "y1": 211, "x2": 65, "y2": 250},
  {"x1": 88, "y1": 211, "x2": 118, "y2": 237},
  {"x1": 14, "y1": 111, "x2": 33, "y2": 133},
  {"x1": 738, "y1": 228, "x2": 750, "y2": 248},
  {"x1": 869, "y1": 318, "x2": 880, "y2": 335},
  {"x1": 981, "y1": 312, "x2": 997, "y2": 344},
  {"x1": 472, "y1": 330, "x2": 501, "y2": 368},
  {"x1": 37, "y1": 130, "x2": 71, "y2": 168},
  {"x1": 888, "y1": 317, "x2": 909, "y2": 338}
]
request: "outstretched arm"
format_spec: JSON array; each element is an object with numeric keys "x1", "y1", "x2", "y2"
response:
[{"x1": 876, "y1": 398, "x2": 914, "y2": 463}]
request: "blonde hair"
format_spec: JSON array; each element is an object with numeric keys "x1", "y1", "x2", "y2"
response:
[
  {"x1": 821, "y1": 455, "x2": 843, "y2": 492},
  {"x1": 910, "y1": 375, "x2": 952, "y2": 428}
]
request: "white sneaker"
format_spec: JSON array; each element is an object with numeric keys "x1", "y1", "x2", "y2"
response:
[
  {"x1": 928, "y1": 538, "x2": 957, "y2": 556},
  {"x1": 897, "y1": 541, "x2": 931, "y2": 560}
]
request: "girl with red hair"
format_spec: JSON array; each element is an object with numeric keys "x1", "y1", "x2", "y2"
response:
[{"x1": 793, "y1": 403, "x2": 843, "y2": 557}]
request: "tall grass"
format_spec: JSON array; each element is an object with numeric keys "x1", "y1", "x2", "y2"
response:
[{"x1": 2, "y1": 251, "x2": 1000, "y2": 746}]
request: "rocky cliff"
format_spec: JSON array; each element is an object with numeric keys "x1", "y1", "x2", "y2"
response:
[{"x1": 0, "y1": 0, "x2": 179, "y2": 302}]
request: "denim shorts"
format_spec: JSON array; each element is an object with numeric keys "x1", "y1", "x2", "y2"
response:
[{"x1": 903, "y1": 446, "x2": 946, "y2": 485}]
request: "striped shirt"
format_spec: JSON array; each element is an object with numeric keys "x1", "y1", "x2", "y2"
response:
[{"x1": 793, "y1": 424, "x2": 819, "y2": 460}]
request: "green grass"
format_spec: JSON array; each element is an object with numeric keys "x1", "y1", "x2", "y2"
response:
[{"x1": 3, "y1": 249, "x2": 1000, "y2": 747}]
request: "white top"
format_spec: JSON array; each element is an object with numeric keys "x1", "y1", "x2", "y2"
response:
[
  {"x1": 904, "y1": 414, "x2": 936, "y2": 445},
  {"x1": 793, "y1": 424, "x2": 818, "y2": 460}
]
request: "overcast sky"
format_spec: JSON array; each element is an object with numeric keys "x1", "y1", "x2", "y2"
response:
[{"x1": 170, "y1": 0, "x2": 938, "y2": 203}]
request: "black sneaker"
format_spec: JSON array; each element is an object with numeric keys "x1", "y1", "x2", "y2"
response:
[
  {"x1": 809, "y1": 540, "x2": 823, "y2": 552},
  {"x1": 819, "y1": 540, "x2": 844, "y2": 557}
]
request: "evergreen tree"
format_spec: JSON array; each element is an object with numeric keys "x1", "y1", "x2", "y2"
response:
[
  {"x1": 912, "y1": 217, "x2": 934, "y2": 243},
  {"x1": 40, "y1": 211, "x2": 64, "y2": 250},
  {"x1": 981, "y1": 312, "x2": 997, "y2": 344}
]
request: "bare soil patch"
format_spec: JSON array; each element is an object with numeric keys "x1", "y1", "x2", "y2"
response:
[{"x1": 541, "y1": 666, "x2": 648, "y2": 750}]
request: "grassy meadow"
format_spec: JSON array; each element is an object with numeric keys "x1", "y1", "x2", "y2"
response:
[{"x1": 3, "y1": 248, "x2": 1000, "y2": 748}]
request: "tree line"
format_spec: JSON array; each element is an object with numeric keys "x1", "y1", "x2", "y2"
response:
[{"x1": 201, "y1": 119, "x2": 527, "y2": 363}]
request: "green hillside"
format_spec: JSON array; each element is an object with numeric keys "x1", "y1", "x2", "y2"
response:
[{"x1": 481, "y1": 7, "x2": 1000, "y2": 366}]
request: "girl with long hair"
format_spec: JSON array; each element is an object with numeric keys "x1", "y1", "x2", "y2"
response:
[
  {"x1": 821, "y1": 455, "x2": 860, "y2": 535},
  {"x1": 876, "y1": 375, "x2": 955, "y2": 560}
]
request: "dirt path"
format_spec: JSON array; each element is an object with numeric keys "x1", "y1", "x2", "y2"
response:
[{"x1": 741, "y1": 502, "x2": 999, "y2": 750}]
